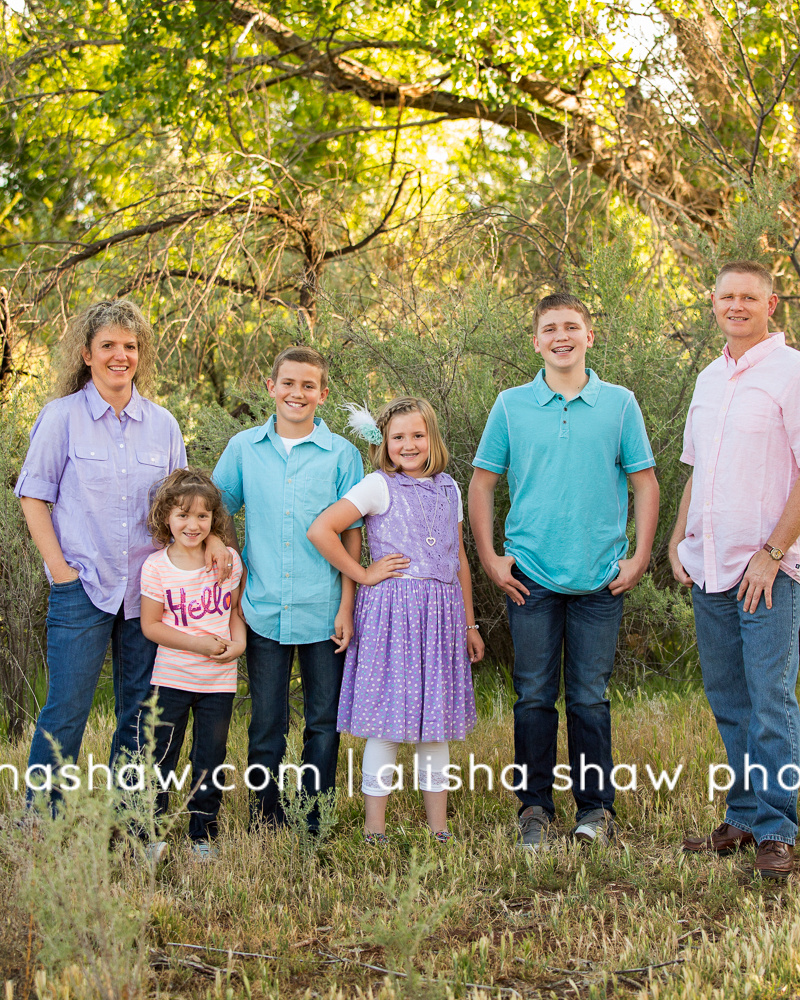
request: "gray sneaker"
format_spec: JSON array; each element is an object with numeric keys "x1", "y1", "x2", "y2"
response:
[
  {"x1": 517, "y1": 806, "x2": 552, "y2": 850},
  {"x1": 571, "y1": 808, "x2": 617, "y2": 846}
]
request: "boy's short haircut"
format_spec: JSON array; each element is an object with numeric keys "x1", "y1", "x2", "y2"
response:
[
  {"x1": 271, "y1": 345, "x2": 329, "y2": 389},
  {"x1": 533, "y1": 293, "x2": 593, "y2": 330},
  {"x1": 716, "y1": 260, "x2": 773, "y2": 293}
]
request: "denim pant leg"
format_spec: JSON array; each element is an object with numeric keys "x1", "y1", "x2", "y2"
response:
[
  {"x1": 110, "y1": 612, "x2": 158, "y2": 768},
  {"x1": 564, "y1": 587, "x2": 624, "y2": 822},
  {"x1": 28, "y1": 579, "x2": 116, "y2": 804},
  {"x1": 186, "y1": 691, "x2": 235, "y2": 841},
  {"x1": 297, "y1": 639, "x2": 345, "y2": 829},
  {"x1": 245, "y1": 628, "x2": 294, "y2": 825},
  {"x1": 151, "y1": 686, "x2": 193, "y2": 824},
  {"x1": 507, "y1": 572, "x2": 566, "y2": 817},
  {"x1": 692, "y1": 583, "x2": 757, "y2": 833},
  {"x1": 696, "y1": 572, "x2": 800, "y2": 844}
]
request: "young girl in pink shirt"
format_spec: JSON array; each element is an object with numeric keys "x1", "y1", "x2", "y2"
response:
[{"x1": 140, "y1": 469, "x2": 245, "y2": 861}]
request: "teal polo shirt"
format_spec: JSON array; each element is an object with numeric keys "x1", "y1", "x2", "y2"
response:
[
  {"x1": 473, "y1": 369, "x2": 654, "y2": 595},
  {"x1": 213, "y1": 416, "x2": 364, "y2": 643}
]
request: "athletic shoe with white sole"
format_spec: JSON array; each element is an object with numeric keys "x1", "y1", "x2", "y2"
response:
[
  {"x1": 571, "y1": 808, "x2": 617, "y2": 846},
  {"x1": 516, "y1": 805, "x2": 553, "y2": 850},
  {"x1": 144, "y1": 841, "x2": 169, "y2": 866}
]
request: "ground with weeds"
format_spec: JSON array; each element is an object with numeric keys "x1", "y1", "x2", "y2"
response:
[{"x1": 2, "y1": 673, "x2": 800, "y2": 1000}]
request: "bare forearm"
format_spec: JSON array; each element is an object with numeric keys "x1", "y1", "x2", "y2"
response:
[
  {"x1": 20, "y1": 496, "x2": 75, "y2": 581},
  {"x1": 141, "y1": 620, "x2": 212, "y2": 655},
  {"x1": 468, "y1": 474, "x2": 499, "y2": 567},
  {"x1": 229, "y1": 606, "x2": 246, "y2": 647},
  {"x1": 630, "y1": 471, "x2": 660, "y2": 567},
  {"x1": 307, "y1": 523, "x2": 368, "y2": 585},
  {"x1": 456, "y1": 554, "x2": 476, "y2": 627},
  {"x1": 340, "y1": 528, "x2": 363, "y2": 608}
]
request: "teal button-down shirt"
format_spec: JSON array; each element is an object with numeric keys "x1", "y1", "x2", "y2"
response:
[
  {"x1": 212, "y1": 416, "x2": 364, "y2": 643},
  {"x1": 473, "y1": 369, "x2": 654, "y2": 594}
]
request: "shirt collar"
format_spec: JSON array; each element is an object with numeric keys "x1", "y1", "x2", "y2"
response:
[
  {"x1": 257, "y1": 415, "x2": 333, "y2": 451},
  {"x1": 531, "y1": 368, "x2": 601, "y2": 407},
  {"x1": 83, "y1": 380, "x2": 143, "y2": 421},
  {"x1": 723, "y1": 331, "x2": 784, "y2": 373}
]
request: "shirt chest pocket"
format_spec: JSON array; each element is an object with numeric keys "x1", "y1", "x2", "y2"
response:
[
  {"x1": 134, "y1": 448, "x2": 170, "y2": 498},
  {"x1": 72, "y1": 444, "x2": 112, "y2": 491},
  {"x1": 302, "y1": 475, "x2": 337, "y2": 519}
]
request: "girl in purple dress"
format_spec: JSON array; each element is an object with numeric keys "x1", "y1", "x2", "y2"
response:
[{"x1": 307, "y1": 397, "x2": 484, "y2": 843}]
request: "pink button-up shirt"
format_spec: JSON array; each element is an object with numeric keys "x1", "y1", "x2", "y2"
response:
[{"x1": 678, "y1": 332, "x2": 800, "y2": 593}]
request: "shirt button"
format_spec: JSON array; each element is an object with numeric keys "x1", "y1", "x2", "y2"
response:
[
  {"x1": 286, "y1": 510, "x2": 290, "y2": 515},
  {"x1": 122, "y1": 575, "x2": 127, "y2": 580},
  {"x1": 90, "y1": 451, "x2": 95, "y2": 456},
  {"x1": 286, "y1": 542, "x2": 290, "y2": 546},
  {"x1": 287, "y1": 478, "x2": 292, "y2": 484},
  {"x1": 122, "y1": 496, "x2": 126, "y2": 501},
  {"x1": 122, "y1": 522, "x2": 127, "y2": 527},
  {"x1": 121, "y1": 469, "x2": 126, "y2": 473},
  {"x1": 122, "y1": 550, "x2": 127, "y2": 555},
  {"x1": 563, "y1": 407, "x2": 567, "y2": 412},
  {"x1": 119, "y1": 444, "x2": 124, "y2": 449},
  {"x1": 284, "y1": 605, "x2": 288, "y2": 610},
  {"x1": 285, "y1": 573, "x2": 290, "y2": 577}
]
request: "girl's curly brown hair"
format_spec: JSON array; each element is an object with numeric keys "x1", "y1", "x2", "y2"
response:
[
  {"x1": 54, "y1": 299, "x2": 157, "y2": 398},
  {"x1": 147, "y1": 468, "x2": 229, "y2": 549}
]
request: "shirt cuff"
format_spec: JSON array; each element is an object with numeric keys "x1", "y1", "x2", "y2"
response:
[
  {"x1": 679, "y1": 451, "x2": 695, "y2": 466},
  {"x1": 14, "y1": 470, "x2": 58, "y2": 503},
  {"x1": 622, "y1": 458, "x2": 656, "y2": 473},
  {"x1": 472, "y1": 457, "x2": 507, "y2": 473}
]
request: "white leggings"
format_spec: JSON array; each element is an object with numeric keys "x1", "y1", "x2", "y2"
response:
[{"x1": 362, "y1": 738, "x2": 450, "y2": 796}]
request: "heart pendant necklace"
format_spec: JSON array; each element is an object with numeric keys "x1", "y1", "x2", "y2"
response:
[{"x1": 412, "y1": 479, "x2": 438, "y2": 546}]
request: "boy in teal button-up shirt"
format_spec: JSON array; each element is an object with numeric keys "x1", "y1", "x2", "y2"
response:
[
  {"x1": 213, "y1": 346, "x2": 363, "y2": 830},
  {"x1": 470, "y1": 293, "x2": 659, "y2": 849}
]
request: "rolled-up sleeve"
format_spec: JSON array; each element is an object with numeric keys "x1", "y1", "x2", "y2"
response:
[
  {"x1": 14, "y1": 405, "x2": 68, "y2": 503},
  {"x1": 213, "y1": 437, "x2": 244, "y2": 515},
  {"x1": 167, "y1": 415, "x2": 188, "y2": 472}
]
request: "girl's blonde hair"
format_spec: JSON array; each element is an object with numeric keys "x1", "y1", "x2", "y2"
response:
[
  {"x1": 54, "y1": 299, "x2": 157, "y2": 398},
  {"x1": 369, "y1": 397, "x2": 449, "y2": 476},
  {"x1": 147, "y1": 468, "x2": 228, "y2": 549}
]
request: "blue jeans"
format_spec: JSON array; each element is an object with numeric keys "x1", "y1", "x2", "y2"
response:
[
  {"x1": 692, "y1": 571, "x2": 800, "y2": 845},
  {"x1": 151, "y1": 686, "x2": 235, "y2": 841},
  {"x1": 27, "y1": 579, "x2": 157, "y2": 802},
  {"x1": 507, "y1": 568, "x2": 624, "y2": 821},
  {"x1": 245, "y1": 627, "x2": 344, "y2": 829}
]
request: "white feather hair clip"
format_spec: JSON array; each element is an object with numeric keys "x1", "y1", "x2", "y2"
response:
[{"x1": 341, "y1": 401, "x2": 383, "y2": 445}]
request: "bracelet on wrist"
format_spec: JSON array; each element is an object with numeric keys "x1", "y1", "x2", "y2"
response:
[{"x1": 466, "y1": 624, "x2": 480, "y2": 631}]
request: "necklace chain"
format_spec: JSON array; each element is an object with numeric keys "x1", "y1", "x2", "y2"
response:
[{"x1": 410, "y1": 477, "x2": 447, "y2": 546}]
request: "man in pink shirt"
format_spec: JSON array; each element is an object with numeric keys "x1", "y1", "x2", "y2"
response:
[{"x1": 670, "y1": 260, "x2": 800, "y2": 879}]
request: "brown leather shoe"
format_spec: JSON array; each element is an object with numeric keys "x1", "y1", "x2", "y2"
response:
[
  {"x1": 754, "y1": 840, "x2": 794, "y2": 879},
  {"x1": 682, "y1": 822, "x2": 755, "y2": 854}
]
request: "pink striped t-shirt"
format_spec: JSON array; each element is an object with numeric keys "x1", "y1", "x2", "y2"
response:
[{"x1": 141, "y1": 546, "x2": 243, "y2": 693}]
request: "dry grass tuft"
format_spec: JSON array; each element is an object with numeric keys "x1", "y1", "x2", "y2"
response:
[{"x1": 2, "y1": 676, "x2": 800, "y2": 999}]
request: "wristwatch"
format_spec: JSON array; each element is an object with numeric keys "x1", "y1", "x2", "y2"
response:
[{"x1": 763, "y1": 542, "x2": 785, "y2": 561}]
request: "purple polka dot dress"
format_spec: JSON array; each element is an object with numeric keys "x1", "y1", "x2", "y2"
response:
[{"x1": 338, "y1": 471, "x2": 477, "y2": 742}]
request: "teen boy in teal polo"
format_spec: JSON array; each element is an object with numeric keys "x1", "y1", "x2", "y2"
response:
[
  {"x1": 213, "y1": 346, "x2": 363, "y2": 830},
  {"x1": 469, "y1": 293, "x2": 659, "y2": 848}
]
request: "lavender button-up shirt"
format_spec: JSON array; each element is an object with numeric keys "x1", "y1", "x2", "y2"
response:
[
  {"x1": 14, "y1": 381, "x2": 186, "y2": 617},
  {"x1": 678, "y1": 332, "x2": 800, "y2": 593}
]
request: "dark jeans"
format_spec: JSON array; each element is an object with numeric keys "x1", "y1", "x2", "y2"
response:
[
  {"x1": 692, "y1": 572, "x2": 800, "y2": 845},
  {"x1": 27, "y1": 579, "x2": 157, "y2": 805},
  {"x1": 151, "y1": 686, "x2": 235, "y2": 841},
  {"x1": 507, "y1": 568, "x2": 624, "y2": 822},
  {"x1": 245, "y1": 627, "x2": 344, "y2": 829}
]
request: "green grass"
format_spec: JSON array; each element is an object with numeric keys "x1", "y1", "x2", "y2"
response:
[{"x1": 2, "y1": 672, "x2": 800, "y2": 1000}]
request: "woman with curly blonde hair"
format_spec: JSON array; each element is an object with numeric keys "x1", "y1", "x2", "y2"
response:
[{"x1": 14, "y1": 299, "x2": 229, "y2": 804}]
